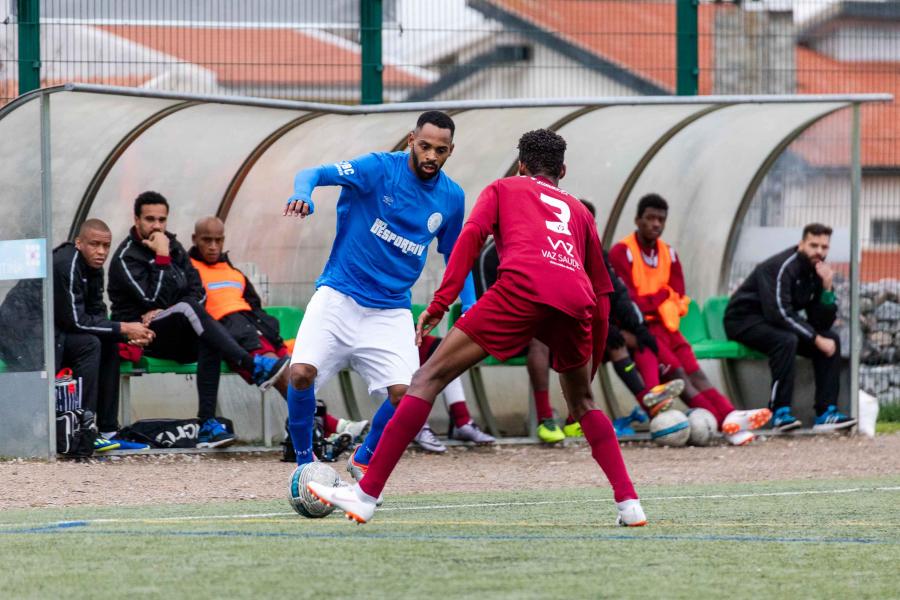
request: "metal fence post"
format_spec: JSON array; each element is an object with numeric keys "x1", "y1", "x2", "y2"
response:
[
  {"x1": 676, "y1": 0, "x2": 698, "y2": 96},
  {"x1": 17, "y1": 0, "x2": 41, "y2": 95},
  {"x1": 360, "y1": 0, "x2": 383, "y2": 105},
  {"x1": 40, "y1": 91, "x2": 55, "y2": 459},
  {"x1": 849, "y1": 103, "x2": 862, "y2": 424}
]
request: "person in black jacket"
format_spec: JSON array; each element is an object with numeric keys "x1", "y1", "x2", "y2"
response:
[
  {"x1": 724, "y1": 223, "x2": 855, "y2": 433},
  {"x1": 107, "y1": 192, "x2": 289, "y2": 448},
  {"x1": 0, "y1": 219, "x2": 154, "y2": 451}
]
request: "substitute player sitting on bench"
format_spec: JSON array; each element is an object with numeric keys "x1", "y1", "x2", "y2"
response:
[
  {"x1": 609, "y1": 193, "x2": 771, "y2": 445},
  {"x1": 189, "y1": 216, "x2": 369, "y2": 444}
]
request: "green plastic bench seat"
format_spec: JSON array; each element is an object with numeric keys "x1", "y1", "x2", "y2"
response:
[
  {"x1": 702, "y1": 296, "x2": 765, "y2": 360},
  {"x1": 0, "y1": 358, "x2": 7, "y2": 373},
  {"x1": 679, "y1": 298, "x2": 708, "y2": 346},
  {"x1": 263, "y1": 306, "x2": 304, "y2": 339}
]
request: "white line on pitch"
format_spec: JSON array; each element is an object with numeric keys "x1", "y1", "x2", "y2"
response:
[{"x1": 2, "y1": 485, "x2": 898, "y2": 529}]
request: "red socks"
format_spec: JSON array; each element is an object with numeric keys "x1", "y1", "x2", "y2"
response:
[
  {"x1": 359, "y1": 395, "x2": 432, "y2": 499},
  {"x1": 534, "y1": 389, "x2": 553, "y2": 421},
  {"x1": 448, "y1": 402, "x2": 472, "y2": 428},
  {"x1": 632, "y1": 347, "x2": 660, "y2": 408},
  {"x1": 324, "y1": 413, "x2": 339, "y2": 436},
  {"x1": 579, "y1": 410, "x2": 638, "y2": 502}
]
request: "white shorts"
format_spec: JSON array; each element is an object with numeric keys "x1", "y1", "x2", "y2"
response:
[{"x1": 290, "y1": 286, "x2": 419, "y2": 395}]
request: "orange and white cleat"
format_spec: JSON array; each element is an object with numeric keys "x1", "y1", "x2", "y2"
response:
[
  {"x1": 347, "y1": 446, "x2": 369, "y2": 482},
  {"x1": 643, "y1": 379, "x2": 684, "y2": 418},
  {"x1": 724, "y1": 430, "x2": 756, "y2": 446},
  {"x1": 307, "y1": 481, "x2": 378, "y2": 524},
  {"x1": 722, "y1": 408, "x2": 772, "y2": 435},
  {"x1": 616, "y1": 499, "x2": 648, "y2": 527}
]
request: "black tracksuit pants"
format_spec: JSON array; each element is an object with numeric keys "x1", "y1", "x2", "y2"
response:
[
  {"x1": 726, "y1": 321, "x2": 840, "y2": 416},
  {"x1": 144, "y1": 299, "x2": 254, "y2": 420},
  {"x1": 56, "y1": 332, "x2": 121, "y2": 432}
]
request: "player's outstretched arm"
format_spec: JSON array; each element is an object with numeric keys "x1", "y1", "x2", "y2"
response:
[{"x1": 284, "y1": 154, "x2": 380, "y2": 218}]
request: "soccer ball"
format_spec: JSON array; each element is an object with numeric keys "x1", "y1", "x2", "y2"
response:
[
  {"x1": 686, "y1": 408, "x2": 717, "y2": 446},
  {"x1": 649, "y1": 409, "x2": 691, "y2": 447},
  {"x1": 288, "y1": 462, "x2": 341, "y2": 518}
]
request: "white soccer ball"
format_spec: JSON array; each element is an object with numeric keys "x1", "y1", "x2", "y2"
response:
[
  {"x1": 288, "y1": 462, "x2": 341, "y2": 518},
  {"x1": 650, "y1": 409, "x2": 691, "y2": 447},
  {"x1": 686, "y1": 408, "x2": 717, "y2": 446}
]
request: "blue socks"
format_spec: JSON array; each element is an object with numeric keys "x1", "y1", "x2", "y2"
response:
[
  {"x1": 287, "y1": 383, "x2": 317, "y2": 465},
  {"x1": 354, "y1": 398, "x2": 396, "y2": 465}
]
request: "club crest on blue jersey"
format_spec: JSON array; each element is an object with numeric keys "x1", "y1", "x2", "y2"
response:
[{"x1": 427, "y1": 212, "x2": 443, "y2": 234}]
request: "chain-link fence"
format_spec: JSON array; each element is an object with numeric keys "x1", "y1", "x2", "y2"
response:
[{"x1": 1, "y1": 0, "x2": 898, "y2": 413}]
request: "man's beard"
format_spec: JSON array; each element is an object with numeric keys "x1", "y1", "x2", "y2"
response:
[{"x1": 412, "y1": 152, "x2": 439, "y2": 180}]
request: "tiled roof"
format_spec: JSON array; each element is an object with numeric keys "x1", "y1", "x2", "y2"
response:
[
  {"x1": 96, "y1": 25, "x2": 427, "y2": 87},
  {"x1": 479, "y1": 0, "x2": 898, "y2": 168}
]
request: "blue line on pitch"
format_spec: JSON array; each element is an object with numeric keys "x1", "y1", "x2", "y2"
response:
[{"x1": 0, "y1": 525, "x2": 895, "y2": 546}]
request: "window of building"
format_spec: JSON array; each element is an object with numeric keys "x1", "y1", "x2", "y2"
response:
[{"x1": 871, "y1": 219, "x2": 900, "y2": 245}]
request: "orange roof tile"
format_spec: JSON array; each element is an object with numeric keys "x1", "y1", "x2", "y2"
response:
[
  {"x1": 95, "y1": 25, "x2": 425, "y2": 87},
  {"x1": 482, "y1": 0, "x2": 897, "y2": 168}
]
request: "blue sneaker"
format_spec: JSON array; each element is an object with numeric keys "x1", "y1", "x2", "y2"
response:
[
  {"x1": 812, "y1": 406, "x2": 856, "y2": 433},
  {"x1": 197, "y1": 418, "x2": 237, "y2": 448},
  {"x1": 772, "y1": 407, "x2": 802, "y2": 432},
  {"x1": 93, "y1": 437, "x2": 121, "y2": 452},
  {"x1": 109, "y1": 438, "x2": 151, "y2": 451},
  {"x1": 613, "y1": 407, "x2": 647, "y2": 438},
  {"x1": 252, "y1": 354, "x2": 290, "y2": 390}
]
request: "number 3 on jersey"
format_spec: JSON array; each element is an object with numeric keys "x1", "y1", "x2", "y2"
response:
[{"x1": 541, "y1": 193, "x2": 571, "y2": 236}]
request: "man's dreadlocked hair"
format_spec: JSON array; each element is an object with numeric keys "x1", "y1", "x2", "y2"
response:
[{"x1": 517, "y1": 129, "x2": 566, "y2": 178}]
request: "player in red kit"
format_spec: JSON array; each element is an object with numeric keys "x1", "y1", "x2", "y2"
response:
[{"x1": 309, "y1": 129, "x2": 647, "y2": 527}]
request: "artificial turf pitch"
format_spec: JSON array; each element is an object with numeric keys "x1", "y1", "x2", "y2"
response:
[{"x1": 1, "y1": 476, "x2": 897, "y2": 599}]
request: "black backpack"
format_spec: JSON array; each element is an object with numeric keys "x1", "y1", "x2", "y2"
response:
[
  {"x1": 118, "y1": 418, "x2": 235, "y2": 448},
  {"x1": 56, "y1": 409, "x2": 97, "y2": 458}
]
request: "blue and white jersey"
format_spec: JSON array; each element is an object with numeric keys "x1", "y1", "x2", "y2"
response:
[{"x1": 291, "y1": 151, "x2": 466, "y2": 309}]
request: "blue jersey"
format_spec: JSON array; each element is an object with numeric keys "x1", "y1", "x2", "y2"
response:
[{"x1": 291, "y1": 151, "x2": 467, "y2": 309}]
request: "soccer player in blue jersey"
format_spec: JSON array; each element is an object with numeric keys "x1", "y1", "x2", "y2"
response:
[{"x1": 283, "y1": 111, "x2": 477, "y2": 470}]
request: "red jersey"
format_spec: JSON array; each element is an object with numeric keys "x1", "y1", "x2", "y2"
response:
[{"x1": 429, "y1": 175, "x2": 613, "y2": 320}]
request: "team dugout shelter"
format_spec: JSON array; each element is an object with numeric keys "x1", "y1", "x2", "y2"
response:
[{"x1": 0, "y1": 84, "x2": 890, "y2": 458}]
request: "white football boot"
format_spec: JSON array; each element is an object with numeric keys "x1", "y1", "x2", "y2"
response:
[
  {"x1": 616, "y1": 499, "x2": 648, "y2": 527},
  {"x1": 724, "y1": 430, "x2": 756, "y2": 446},
  {"x1": 722, "y1": 408, "x2": 772, "y2": 435},
  {"x1": 308, "y1": 481, "x2": 378, "y2": 524}
]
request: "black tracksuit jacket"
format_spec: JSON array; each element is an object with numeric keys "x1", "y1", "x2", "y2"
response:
[
  {"x1": 107, "y1": 228, "x2": 205, "y2": 322},
  {"x1": 724, "y1": 246, "x2": 837, "y2": 341}
]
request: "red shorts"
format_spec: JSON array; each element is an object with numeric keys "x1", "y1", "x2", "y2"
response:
[
  {"x1": 235, "y1": 335, "x2": 289, "y2": 384},
  {"x1": 454, "y1": 282, "x2": 607, "y2": 373},
  {"x1": 648, "y1": 322, "x2": 700, "y2": 375}
]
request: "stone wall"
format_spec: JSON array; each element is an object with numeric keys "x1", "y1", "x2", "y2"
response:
[{"x1": 843, "y1": 278, "x2": 900, "y2": 405}]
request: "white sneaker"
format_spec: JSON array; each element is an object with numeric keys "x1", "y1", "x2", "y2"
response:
[
  {"x1": 413, "y1": 425, "x2": 447, "y2": 453},
  {"x1": 450, "y1": 421, "x2": 496, "y2": 444},
  {"x1": 616, "y1": 499, "x2": 647, "y2": 527},
  {"x1": 722, "y1": 408, "x2": 772, "y2": 435},
  {"x1": 337, "y1": 418, "x2": 370, "y2": 443},
  {"x1": 307, "y1": 481, "x2": 378, "y2": 524},
  {"x1": 725, "y1": 430, "x2": 756, "y2": 446}
]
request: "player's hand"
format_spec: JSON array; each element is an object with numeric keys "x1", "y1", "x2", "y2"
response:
[
  {"x1": 814, "y1": 334, "x2": 837, "y2": 358},
  {"x1": 815, "y1": 261, "x2": 834, "y2": 290},
  {"x1": 142, "y1": 231, "x2": 170, "y2": 257},
  {"x1": 416, "y1": 310, "x2": 442, "y2": 346},
  {"x1": 284, "y1": 198, "x2": 313, "y2": 219},
  {"x1": 121, "y1": 322, "x2": 155, "y2": 346},
  {"x1": 140, "y1": 309, "x2": 162, "y2": 326}
]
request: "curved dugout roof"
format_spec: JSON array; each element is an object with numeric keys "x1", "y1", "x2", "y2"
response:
[{"x1": 0, "y1": 86, "x2": 883, "y2": 306}]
